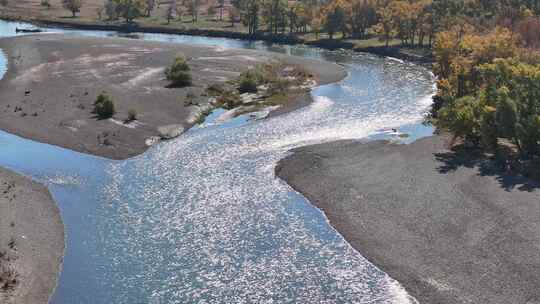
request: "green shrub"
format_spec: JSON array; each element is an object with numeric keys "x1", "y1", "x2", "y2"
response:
[
  {"x1": 239, "y1": 75, "x2": 258, "y2": 93},
  {"x1": 165, "y1": 56, "x2": 192, "y2": 87},
  {"x1": 217, "y1": 91, "x2": 241, "y2": 109},
  {"x1": 126, "y1": 108, "x2": 137, "y2": 122},
  {"x1": 268, "y1": 78, "x2": 291, "y2": 95},
  {"x1": 93, "y1": 92, "x2": 115, "y2": 119},
  {"x1": 238, "y1": 70, "x2": 263, "y2": 93},
  {"x1": 206, "y1": 83, "x2": 225, "y2": 96}
]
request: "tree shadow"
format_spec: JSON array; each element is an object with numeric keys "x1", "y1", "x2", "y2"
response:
[{"x1": 435, "y1": 145, "x2": 540, "y2": 192}]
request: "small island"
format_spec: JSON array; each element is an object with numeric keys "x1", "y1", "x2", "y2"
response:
[{"x1": 0, "y1": 34, "x2": 345, "y2": 159}]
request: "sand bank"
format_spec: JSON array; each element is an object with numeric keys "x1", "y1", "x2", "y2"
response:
[
  {"x1": 0, "y1": 34, "x2": 345, "y2": 159},
  {"x1": 0, "y1": 167, "x2": 64, "y2": 304},
  {"x1": 277, "y1": 135, "x2": 540, "y2": 304}
]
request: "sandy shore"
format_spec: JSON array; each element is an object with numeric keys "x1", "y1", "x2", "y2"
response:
[
  {"x1": 0, "y1": 167, "x2": 64, "y2": 304},
  {"x1": 276, "y1": 135, "x2": 540, "y2": 304},
  {"x1": 0, "y1": 34, "x2": 345, "y2": 160}
]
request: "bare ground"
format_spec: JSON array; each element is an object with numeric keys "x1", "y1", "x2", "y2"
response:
[
  {"x1": 276, "y1": 135, "x2": 540, "y2": 304},
  {"x1": 0, "y1": 167, "x2": 64, "y2": 304},
  {"x1": 0, "y1": 34, "x2": 345, "y2": 159}
]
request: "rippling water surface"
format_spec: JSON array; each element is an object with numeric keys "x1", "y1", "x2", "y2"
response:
[{"x1": 0, "y1": 20, "x2": 434, "y2": 303}]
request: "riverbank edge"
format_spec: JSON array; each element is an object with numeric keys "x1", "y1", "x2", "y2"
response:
[
  {"x1": 275, "y1": 134, "x2": 540, "y2": 303},
  {"x1": 0, "y1": 167, "x2": 64, "y2": 304},
  {"x1": 0, "y1": 16, "x2": 433, "y2": 65},
  {"x1": 274, "y1": 136, "x2": 443, "y2": 303}
]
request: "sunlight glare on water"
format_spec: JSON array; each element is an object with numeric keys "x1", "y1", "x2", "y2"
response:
[
  {"x1": 93, "y1": 57, "x2": 434, "y2": 303},
  {"x1": 0, "y1": 19, "x2": 434, "y2": 303}
]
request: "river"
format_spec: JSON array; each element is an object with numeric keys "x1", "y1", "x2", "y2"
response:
[{"x1": 0, "y1": 19, "x2": 435, "y2": 303}]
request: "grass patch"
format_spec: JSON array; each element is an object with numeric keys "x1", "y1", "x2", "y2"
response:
[{"x1": 206, "y1": 83, "x2": 226, "y2": 97}]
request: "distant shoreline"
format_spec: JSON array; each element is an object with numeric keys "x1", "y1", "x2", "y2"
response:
[
  {"x1": 276, "y1": 135, "x2": 540, "y2": 303},
  {"x1": 0, "y1": 16, "x2": 433, "y2": 65}
]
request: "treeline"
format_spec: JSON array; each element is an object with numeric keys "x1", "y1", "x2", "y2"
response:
[
  {"x1": 231, "y1": 0, "x2": 436, "y2": 45},
  {"x1": 428, "y1": 1, "x2": 540, "y2": 175},
  {"x1": 227, "y1": 0, "x2": 540, "y2": 46},
  {"x1": 60, "y1": 0, "x2": 540, "y2": 50}
]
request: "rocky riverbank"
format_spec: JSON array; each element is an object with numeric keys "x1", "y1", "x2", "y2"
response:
[{"x1": 276, "y1": 135, "x2": 540, "y2": 304}]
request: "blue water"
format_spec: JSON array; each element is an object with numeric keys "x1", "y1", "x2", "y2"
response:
[{"x1": 0, "y1": 19, "x2": 435, "y2": 303}]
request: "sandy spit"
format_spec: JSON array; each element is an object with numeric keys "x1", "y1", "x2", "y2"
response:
[
  {"x1": 0, "y1": 167, "x2": 64, "y2": 304},
  {"x1": 276, "y1": 135, "x2": 540, "y2": 304}
]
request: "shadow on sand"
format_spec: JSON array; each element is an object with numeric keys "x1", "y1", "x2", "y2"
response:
[{"x1": 435, "y1": 144, "x2": 540, "y2": 192}]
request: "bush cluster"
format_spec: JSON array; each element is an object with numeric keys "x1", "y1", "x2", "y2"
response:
[
  {"x1": 93, "y1": 92, "x2": 115, "y2": 119},
  {"x1": 165, "y1": 56, "x2": 192, "y2": 87},
  {"x1": 238, "y1": 69, "x2": 263, "y2": 93}
]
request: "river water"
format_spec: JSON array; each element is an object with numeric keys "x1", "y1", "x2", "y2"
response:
[{"x1": 0, "y1": 20, "x2": 435, "y2": 303}]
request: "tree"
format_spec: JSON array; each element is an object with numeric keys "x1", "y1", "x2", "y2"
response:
[
  {"x1": 311, "y1": 13, "x2": 323, "y2": 39},
  {"x1": 242, "y1": 0, "x2": 259, "y2": 35},
  {"x1": 323, "y1": 2, "x2": 346, "y2": 39},
  {"x1": 417, "y1": 1, "x2": 434, "y2": 47},
  {"x1": 263, "y1": 0, "x2": 288, "y2": 34},
  {"x1": 96, "y1": 7, "x2": 104, "y2": 20},
  {"x1": 62, "y1": 0, "x2": 82, "y2": 17},
  {"x1": 176, "y1": 4, "x2": 185, "y2": 21},
  {"x1": 433, "y1": 26, "x2": 518, "y2": 98},
  {"x1": 229, "y1": 0, "x2": 246, "y2": 23},
  {"x1": 517, "y1": 17, "x2": 540, "y2": 48},
  {"x1": 104, "y1": 0, "x2": 119, "y2": 20},
  {"x1": 436, "y1": 95, "x2": 484, "y2": 144},
  {"x1": 185, "y1": 0, "x2": 200, "y2": 23},
  {"x1": 389, "y1": 0, "x2": 423, "y2": 46},
  {"x1": 145, "y1": 0, "x2": 155, "y2": 17},
  {"x1": 432, "y1": 0, "x2": 468, "y2": 33},
  {"x1": 373, "y1": 5, "x2": 395, "y2": 46},
  {"x1": 217, "y1": 0, "x2": 225, "y2": 20},
  {"x1": 478, "y1": 59, "x2": 540, "y2": 156},
  {"x1": 165, "y1": 2, "x2": 175, "y2": 24},
  {"x1": 347, "y1": 0, "x2": 377, "y2": 39},
  {"x1": 229, "y1": 6, "x2": 240, "y2": 26},
  {"x1": 114, "y1": 0, "x2": 146, "y2": 23},
  {"x1": 296, "y1": 3, "x2": 312, "y2": 33},
  {"x1": 207, "y1": 0, "x2": 217, "y2": 20},
  {"x1": 288, "y1": 3, "x2": 299, "y2": 33}
]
